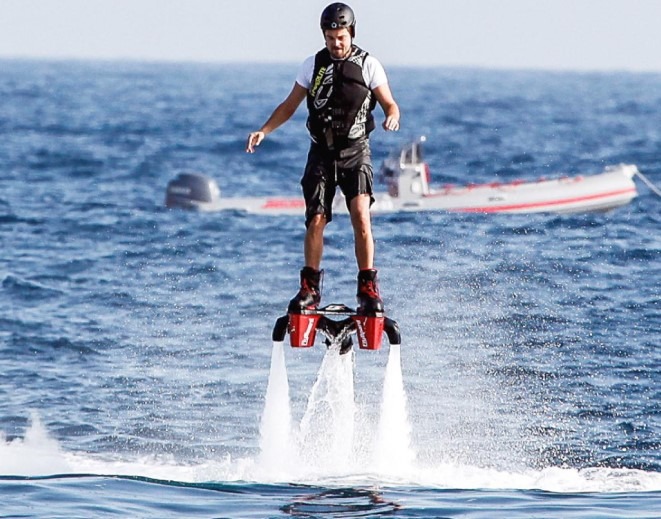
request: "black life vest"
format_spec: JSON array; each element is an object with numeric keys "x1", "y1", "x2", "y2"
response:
[{"x1": 306, "y1": 45, "x2": 377, "y2": 150}]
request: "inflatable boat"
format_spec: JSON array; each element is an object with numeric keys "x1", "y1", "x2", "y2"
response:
[
  {"x1": 377, "y1": 138, "x2": 639, "y2": 214},
  {"x1": 165, "y1": 139, "x2": 640, "y2": 214}
]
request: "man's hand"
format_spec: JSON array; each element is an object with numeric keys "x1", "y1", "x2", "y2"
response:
[
  {"x1": 245, "y1": 83, "x2": 307, "y2": 153},
  {"x1": 373, "y1": 83, "x2": 400, "y2": 133},
  {"x1": 383, "y1": 116, "x2": 399, "y2": 132},
  {"x1": 246, "y1": 131, "x2": 265, "y2": 153}
]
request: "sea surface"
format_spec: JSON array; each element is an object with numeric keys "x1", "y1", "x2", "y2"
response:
[{"x1": 1, "y1": 59, "x2": 660, "y2": 518}]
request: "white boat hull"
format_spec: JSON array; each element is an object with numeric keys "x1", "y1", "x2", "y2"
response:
[
  {"x1": 206, "y1": 165, "x2": 637, "y2": 215},
  {"x1": 166, "y1": 138, "x2": 639, "y2": 215},
  {"x1": 385, "y1": 166, "x2": 639, "y2": 214}
]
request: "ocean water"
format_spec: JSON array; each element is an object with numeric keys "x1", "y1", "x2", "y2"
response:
[{"x1": 1, "y1": 59, "x2": 660, "y2": 518}]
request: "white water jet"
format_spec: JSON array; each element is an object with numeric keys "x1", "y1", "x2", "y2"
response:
[
  {"x1": 297, "y1": 347, "x2": 356, "y2": 473},
  {"x1": 373, "y1": 344, "x2": 415, "y2": 473},
  {"x1": 258, "y1": 341, "x2": 294, "y2": 474}
]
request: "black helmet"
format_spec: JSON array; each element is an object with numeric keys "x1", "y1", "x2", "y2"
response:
[{"x1": 320, "y1": 3, "x2": 355, "y2": 36}]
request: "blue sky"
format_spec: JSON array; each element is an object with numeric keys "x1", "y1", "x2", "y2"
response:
[{"x1": 2, "y1": 0, "x2": 660, "y2": 71}]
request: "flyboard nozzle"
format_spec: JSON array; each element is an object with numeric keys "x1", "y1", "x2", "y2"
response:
[
  {"x1": 352, "y1": 315, "x2": 385, "y2": 350},
  {"x1": 288, "y1": 313, "x2": 321, "y2": 348},
  {"x1": 277, "y1": 304, "x2": 399, "y2": 354},
  {"x1": 165, "y1": 172, "x2": 221, "y2": 211}
]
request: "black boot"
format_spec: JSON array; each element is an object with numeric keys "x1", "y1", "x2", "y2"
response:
[
  {"x1": 288, "y1": 267, "x2": 322, "y2": 313},
  {"x1": 356, "y1": 269, "x2": 384, "y2": 315}
]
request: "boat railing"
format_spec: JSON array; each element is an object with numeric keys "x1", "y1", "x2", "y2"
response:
[{"x1": 380, "y1": 136, "x2": 431, "y2": 199}]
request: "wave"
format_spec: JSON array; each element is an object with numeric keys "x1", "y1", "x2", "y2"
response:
[
  {"x1": 3, "y1": 412, "x2": 661, "y2": 494},
  {"x1": 1, "y1": 274, "x2": 63, "y2": 301}
]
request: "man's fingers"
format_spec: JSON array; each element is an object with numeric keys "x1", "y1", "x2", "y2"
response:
[
  {"x1": 246, "y1": 132, "x2": 264, "y2": 153},
  {"x1": 383, "y1": 117, "x2": 399, "y2": 132}
]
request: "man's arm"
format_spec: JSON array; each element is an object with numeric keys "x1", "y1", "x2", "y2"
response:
[
  {"x1": 373, "y1": 83, "x2": 400, "y2": 132},
  {"x1": 246, "y1": 83, "x2": 308, "y2": 153}
]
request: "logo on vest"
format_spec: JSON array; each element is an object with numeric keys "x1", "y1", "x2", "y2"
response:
[{"x1": 310, "y1": 65, "x2": 327, "y2": 97}]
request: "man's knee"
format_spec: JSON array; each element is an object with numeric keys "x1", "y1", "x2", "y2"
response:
[
  {"x1": 349, "y1": 193, "x2": 371, "y2": 211},
  {"x1": 350, "y1": 195, "x2": 371, "y2": 221},
  {"x1": 306, "y1": 213, "x2": 327, "y2": 231}
]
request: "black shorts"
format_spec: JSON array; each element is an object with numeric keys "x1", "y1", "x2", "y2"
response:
[{"x1": 301, "y1": 140, "x2": 374, "y2": 226}]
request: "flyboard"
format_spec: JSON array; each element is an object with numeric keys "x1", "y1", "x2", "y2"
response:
[{"x1": 272, "y1": 303, "x2": 401, "y2": 354}]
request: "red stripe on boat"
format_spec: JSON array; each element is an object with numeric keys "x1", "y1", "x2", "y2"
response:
[
  {"x1": 262, "y1": 198, "x2": 305, "y2": 209},
  {"x1": 448, "y1": 188, "x2": 637, "y2": 213}
]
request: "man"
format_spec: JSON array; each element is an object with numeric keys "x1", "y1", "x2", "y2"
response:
[{"x1": 246, "y1": 2, "x2": 400, "y2": 316}]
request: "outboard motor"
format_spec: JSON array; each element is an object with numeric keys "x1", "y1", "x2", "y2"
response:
[{"x1": 165, "y1": 173, "x2": 221, "y2": 211}]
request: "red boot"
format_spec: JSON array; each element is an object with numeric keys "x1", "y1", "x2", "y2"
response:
[
  {"x1": 288, "y1": 267, "x2": 323, "y2": 313},
  {"x1": 356, "y1": 269, "x2": 384, "y2": 315}
]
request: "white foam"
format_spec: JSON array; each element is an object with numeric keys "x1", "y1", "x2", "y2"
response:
[
  {"x1": 408, "y1": 463, "x2": 661, "y2": 493},
  {"x1": 3, "y1": 353, "x2": 661, "y2": 494},
  {"x1": 0, "y1": 412, "x2": 71, "y2": 476}
]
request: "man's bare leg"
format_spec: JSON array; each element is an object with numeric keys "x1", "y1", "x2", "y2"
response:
[
  {"x1": 304, "y1": 213, "x2": 327, "y2": 270},
  {"x1": 350, "y1": 194, "x2": 383, "y2": 313},
  {"x1": 349, "y1": 194, "x2": 374, "y2": 270},
  {"x1": 289, "y1": 214, "x2": 327, "y2": 312}
]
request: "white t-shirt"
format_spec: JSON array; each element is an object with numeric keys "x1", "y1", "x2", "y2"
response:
[{"x1": 295, "y1": 52, "x2": 388, "y2": 91}]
